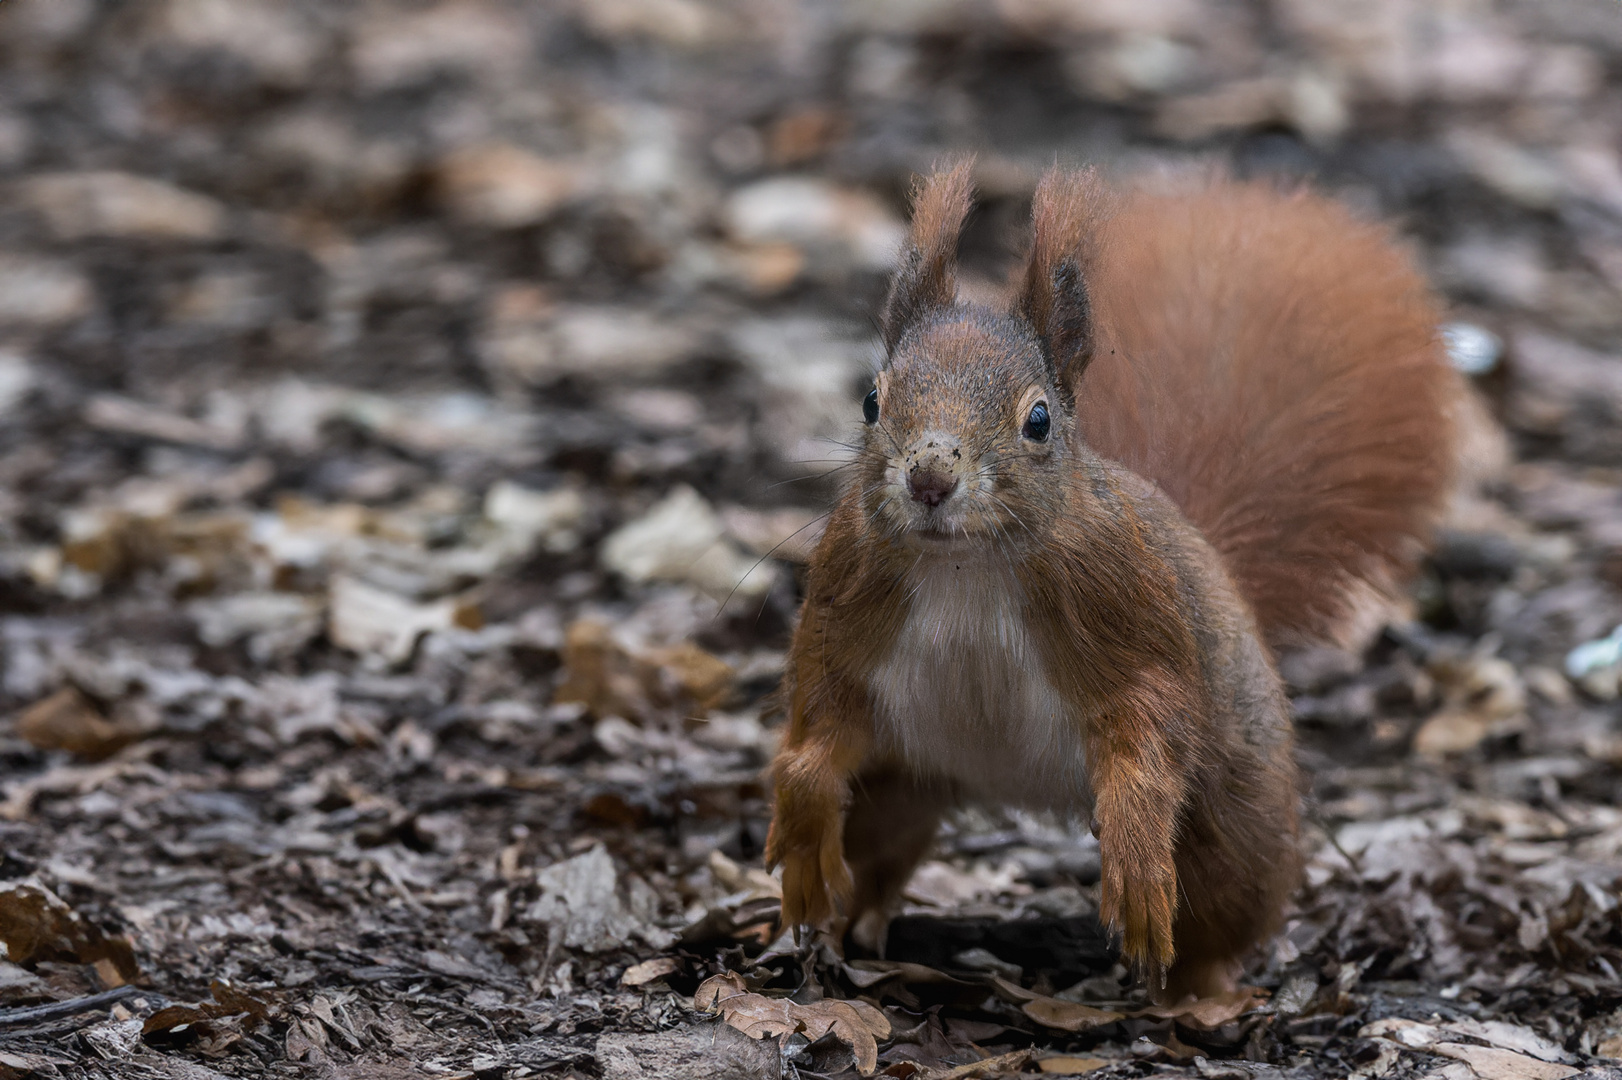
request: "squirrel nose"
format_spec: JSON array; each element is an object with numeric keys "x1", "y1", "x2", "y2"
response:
[{"x1": 907, "y1": 468, "x2": 958, "y2": 507}]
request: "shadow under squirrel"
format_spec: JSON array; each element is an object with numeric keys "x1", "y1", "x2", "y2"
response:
[{"x1": 764, "y1": 161, "x2": 1463, "y2": 1001}]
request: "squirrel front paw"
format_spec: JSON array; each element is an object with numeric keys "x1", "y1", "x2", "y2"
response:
[
  {"x1": 1098, "y1": 845, "x2": 1177, "y2": 980},
  {"x1": 768, "y1": 818, "x2": 853, "y2": 930}
]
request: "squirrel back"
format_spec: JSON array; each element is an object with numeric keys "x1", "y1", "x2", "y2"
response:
[{"x1": 1073, "y1": 181, "x2": 1460, "y2": 649}]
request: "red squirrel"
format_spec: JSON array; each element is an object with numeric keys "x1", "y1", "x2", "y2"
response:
[{"x1": 763, "y1": 161, "x2": 1462, "y2": 1000}]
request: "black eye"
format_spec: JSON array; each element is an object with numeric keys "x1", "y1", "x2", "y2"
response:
[
  {"x1": 863, "y1": 388, "x2": 879, "y2": 424},
  {"x1": 1023, "y1": 400, "x2": 1050, "y2": 441}
]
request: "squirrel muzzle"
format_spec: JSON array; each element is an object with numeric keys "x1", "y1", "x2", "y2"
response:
[{"x1": 903, "y1": 431, "x2": 963, "y2": 509}]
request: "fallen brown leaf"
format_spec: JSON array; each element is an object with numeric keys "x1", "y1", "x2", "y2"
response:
[
  {"x1": 924, "y1": 1050, "x2": 1035, "y2": 1078},
  {"x1": 695, "y1": 972, "x2": 892, "y2": 1075},
  {"x1": 0, "y1": 880, "x2": 139, "y2": 985},
  {"x1": 1021, "y1": 997, "x2": 1125, "y2": 1033},
  {"x1": 13, "y1": 688, "x2": 138, "y2": 762},
  {"x1": 1037, "y1": 1057, "x2": 1110, "y2": 1075},
  {"x1": 143, "y1": 980, "x2": 278, "y2": 1041},
  {"x1": 1139, "y1": 985, "x2": 1268, "y2": 1029},
  {"x1": 555, "y1": 619, "x2": 735, "y2": 721},
  {"x1": 987, "y1": 974, "x2": 1125, "y2": 1032},
  {"x1": 1427, "y1": 1044, "x2": 1579, "y2": 1080},
  {"x1": 621, "y1": 957, "x2": 682, "y2": 987}
]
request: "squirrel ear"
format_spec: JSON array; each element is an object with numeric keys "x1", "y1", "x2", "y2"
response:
[
  {"x1": 880, "y1": 159, "x2": 975, "y2": 355},
  {"x1": 1014, "y1": 167, "x2": 1109, "y2": 392}
]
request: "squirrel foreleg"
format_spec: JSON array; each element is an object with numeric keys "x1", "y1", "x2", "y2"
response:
[{"x1": 765, "y1": 707, "x2": 871, "y2": 930}]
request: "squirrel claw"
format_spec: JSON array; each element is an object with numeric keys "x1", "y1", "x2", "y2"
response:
[
  {"x1": 772, "y1": 832, "x2": 853, "y2": 933},
  {"x1": 1099, "y1": 850, "x2": 1177, "y2": 977}
]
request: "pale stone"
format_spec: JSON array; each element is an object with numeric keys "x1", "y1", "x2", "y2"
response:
[
  {"x1": 328, "y1": 576, "x2": 473, "y2": 664},
  {"x1": 0, "y1": 353, "x2": 33, "y2": 416},
  {"x1": 724, "y1": 177, "x2": 905, "y2": 270},
  {"x1": 576, "y1": 0, "x2": 714, "y2": 46},
  {"x1": 0, "y1": 256, "x2": 93, "y2": 325},
  {"x1": 350, "y1": 0, "x2": 531, "y2": 91},
  {"x1": 23, "y1": 172, "x2": 227, "y2": 242},
  {"x1": 148, "y1": 0, "x2": 322, "y2": 85},
  {"x1": 483, "y1": 482, "x2": 585, "y2": 555},
  {"x1": 596, "y1": 1024, "x2": 780, "y2": 1080},
  {"x1": 435, "y1": 144, "x2": 578, "y2": 228},
  {"x1": 1446, "y1": 130, "x2": 1564, "y2": 209},
  {"x1": 995, "y1": 0, "x2": 1200, "y2": 36},
  {"x1": 485, "y1": 303, "x2": 703, "y2": 383},
  {"x1": 601, "y1": 486, "x2": 773, "y2": 600}
]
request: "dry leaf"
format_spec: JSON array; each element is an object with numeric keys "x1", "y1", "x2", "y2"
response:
[
  {"x1": 650, "y1": 641, "x2": 735, "y2": 710},
  {"x1": 695, "y1": 972, "x2": 892, "y2": 1075},
  {"x1": 1443, "y1": 1019, "x2": 1576, "y2": 1063},
  {"x1": 693, "y1": 970, "x2": 750, "y2": 1009},
  {"x1": 13, "y1": 688, "x2": 139, "y2": 762},
  {"x1": 1427, "y1": 1044, "x2": 1579, "y2": 1080},
  {"x1": 327, "y1": 575, "x2": 479, "y2": 663},
  {"x1": 1140, "y1": 985, "x2": 1268, "y2": 1029},
  {"x1": 0, "y1": 880, "x2": 139, "y2": 984},
  {"x1": 797, "y1": 999, "x2": 892, "y2": 1074},
  {"x1": 621, "y1": 957, "x2": 681, "y2": 987},
  {"x1": 988, "y1": 976, "x2": 1126, "y2": 1032},
  {"x1": 708, "y1": 990, "x2": 799, "y2": 1041},
  {"x1": 1037, "y1": 1057, "x2": 1110, "y2": 1075},
  {"x1": 144, "y1": 980, "x2": 278, "y2": 1050},
  {"x1": 555, "y1": 619, "x2": 735, "y2": 720},
  {"x1": 1413, "y1": 709, "x2": 1492, "y2": 756},
  {"x1": 925, "y1": 1051, "x2": 1035, "y2": 1078},
  {"x1": 1022, "y1": 997, "x2": 1125, "y2": 1033}
]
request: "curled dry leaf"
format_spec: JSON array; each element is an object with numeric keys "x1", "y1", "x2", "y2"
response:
[
  {"x1": 695, "y1": 972, "x2": 892, "y2": 1075},
  {"x1": 0, "y1": 880, "x2": 139, "y2": 986},
  {"x1": 143, "y1": 980, "x2": 278, "y2": 1053},
  {"x1": 989, "y1": 975, "x2": 1124, "y2": 1032},
  {"x1": 1021, "y1": 997, "x2": 1125, "y2": 1033},
  {"x1": 1425, "y1": 1044, "x2": 1579, "y2": 1080},
  {"x1": 555, "y1": 619, "x2": 735, "y2": 721},
  {"x1": 13, "y1": 687, "x2": 140, "y2": 762},
  {"x1": 1138, "y1": 985, "x2": 1268, "y2": 1029},
  {"x1": 1037, "y1": 1056, "x2": 1111, "y2": 1075},
  {"x1": 620, "y1": 956, "x2": 681, "y2": 987},
  {"x1": 918, "y1": 1050, "x2": 1036, "y2": 1078},
  {"x1": 1361, "y1": 1018, "x2": 1581, "y2": 1080}
]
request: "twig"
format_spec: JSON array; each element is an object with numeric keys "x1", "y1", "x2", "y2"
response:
[{"x1": 0, "y1": 985, "x2": 160, "y2": 1028}]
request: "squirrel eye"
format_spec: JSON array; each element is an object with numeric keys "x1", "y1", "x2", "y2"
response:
[
  {"x1": 1023, "y1": 400, "x2": 1050, "y2": 441},
  {"x1": 863, "y1": 387, "x2": 879, "y2": 424}
]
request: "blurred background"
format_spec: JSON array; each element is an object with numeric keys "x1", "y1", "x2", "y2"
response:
[{"x1": 2, "y1": 1, "x2": 1622, "y2": 1077}]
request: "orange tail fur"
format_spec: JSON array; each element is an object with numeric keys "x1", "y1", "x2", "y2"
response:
[{"x1": 1075, "y1": 181, "x2": 1460, "y2": 649}]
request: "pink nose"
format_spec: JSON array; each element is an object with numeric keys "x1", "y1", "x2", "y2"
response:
[{"x1": 907, "y1": 469, "x2": 957, "y2": 507}]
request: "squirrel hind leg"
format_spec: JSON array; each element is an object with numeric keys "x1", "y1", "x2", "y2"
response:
[
  {"x1": 841, "y1": 762, "x2": 953, "y2": 955},
  {"x1": 1163, "y1": 764, "x2": 1304, "y2": 1003}
]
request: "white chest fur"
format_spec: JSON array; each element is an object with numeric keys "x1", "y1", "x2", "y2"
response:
[{"x1": 866, "y1": 557, "x2": 1092, "y2": 811}]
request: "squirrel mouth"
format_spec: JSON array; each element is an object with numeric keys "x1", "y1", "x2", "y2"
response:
[{"x1": 909, "y1": 524, "x2": 969, "y2": 548}]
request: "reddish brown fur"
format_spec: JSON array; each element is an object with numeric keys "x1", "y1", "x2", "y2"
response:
[
  {"x1": 1079, "y1": 183, "x2": 1458, "y2": 647},
  {"x1": 767, "y1": 165, "x2": 1457, "y2": 1000},
  {"x1": 1016, "y1": 168, "x2": 1111, "y2": 382},
  {"x1": 880, "y1": 159, "x2": 976, "y2": 353}
]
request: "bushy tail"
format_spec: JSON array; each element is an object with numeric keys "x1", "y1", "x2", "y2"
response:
[{"x1": 1074, "y1": 180, "x2": 1461, "y2": 649}]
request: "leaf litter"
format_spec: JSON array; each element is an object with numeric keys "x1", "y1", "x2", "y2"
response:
[{"x1": 0, "y1": 1, "x2": 1621, "y2": 1078}]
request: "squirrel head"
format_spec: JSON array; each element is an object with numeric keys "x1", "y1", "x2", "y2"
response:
[{"x1": 856, "y1": 162, "x2": 1109, "y2": 551}]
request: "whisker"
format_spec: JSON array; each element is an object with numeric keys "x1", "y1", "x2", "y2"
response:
[
  {"x1": 715, "y1": 509, "x2": 833, "y2": 618},
  {"x1": 765, "y1": 463, "x2": 859, "y2": 491}
]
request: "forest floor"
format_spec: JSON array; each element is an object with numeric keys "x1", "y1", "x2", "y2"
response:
[{"x1": 2, "y1": 1, "x2": 1622, "y2": 1078}]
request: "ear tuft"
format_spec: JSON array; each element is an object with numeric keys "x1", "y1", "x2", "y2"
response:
[
  {"x1": 880, "y1": 159, "x2": 976, "y2": 355},
  {"x1": 1014, "y1": 167, "x2": 1110, "y2": 394}
]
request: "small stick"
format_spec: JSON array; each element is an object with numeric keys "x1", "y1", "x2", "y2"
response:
[{"x1": 0, "y1": 985, "x2": 160, "y2": 1028}]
